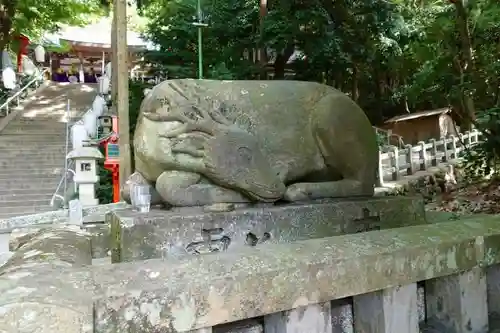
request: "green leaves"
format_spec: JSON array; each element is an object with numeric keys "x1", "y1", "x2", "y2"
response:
[
  {"x1": 136, "y1": 0, "x2": 500, "y2": 126},
  {"x1": 0, "y1": 0, "x2": 105, "y2": 51}
]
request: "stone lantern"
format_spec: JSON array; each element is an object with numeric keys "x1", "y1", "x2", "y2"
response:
[
  {"x1": 92, "y1": 95, "x2": 107, "y2": 117},
  {"x1": 66, "y1": 146, "x2": 104, "y2": 207},
  {"x1": 1, "y1": 50, "x2": 12, "y2": 69},
  {"x1": 34, "y1": 45, "x2": 46, "y2": 63},
  {"x1": 99, "y1": 74, "x2": 110, "y2": 95},
  {"x1": 98, "y1": 115, "x2": 113, "y2": 136},
  {"x1": 104, "y1": 62, "x2": 112, "y2": 77},
  {"x1": 1, "y1": 67, "x2": 16, "y2": 90}
]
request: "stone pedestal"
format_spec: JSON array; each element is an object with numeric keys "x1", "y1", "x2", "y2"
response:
[{"x1": 108, "y1": 196, "x2": 427, "y2": 263}]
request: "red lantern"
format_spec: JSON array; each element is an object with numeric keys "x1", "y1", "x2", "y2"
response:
[{"x1": 17, "y1": 34, "x2": 30, "y2": 72}]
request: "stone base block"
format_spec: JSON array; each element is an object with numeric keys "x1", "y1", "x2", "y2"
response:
[
  {"x1": 84, "y1": 223, "x2": 110, "y2": 259},
  {"x1": 108, "y1": 196, "x2": 427, "y2": 263}
]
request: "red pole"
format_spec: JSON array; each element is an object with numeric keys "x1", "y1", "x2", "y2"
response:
[{"x1": 112, "y1": 166, "x2": 120, "y2": 203}]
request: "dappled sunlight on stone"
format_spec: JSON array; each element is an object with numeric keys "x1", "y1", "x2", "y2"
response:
[{"x1": 0, "y1": 82, "x2": 96, "y2": 221}]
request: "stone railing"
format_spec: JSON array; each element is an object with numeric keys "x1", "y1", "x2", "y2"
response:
[
  {"x1": 379, "y1": 129, "x2": 481, "y2": 182},
  {"x1": 3, "y1": 214, "x2": 500, "y2": 332}
]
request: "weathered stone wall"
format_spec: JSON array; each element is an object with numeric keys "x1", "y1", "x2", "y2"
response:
[
  {"x1": 0, "y1": 226, "x2": 94, "y2": 333},
  {"x1": 93, "y1": 217, "x2": 500, "y2": 332},
  {"x1": 3, "y1": 216, "x2": 500, "y2": 332}
]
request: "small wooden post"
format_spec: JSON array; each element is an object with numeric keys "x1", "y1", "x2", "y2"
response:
[
  {"x1": 430, "y1": 138, "x2": 438, "y2": 166},
  {"x1": 390, "y1": 147, "x2": 400, "y2": 180},
  {"x1": 418, "y1": 141, "x2": 427, "y2": 171},
  {"x1": 405, "y1": 144, "x2": 415, "y2": 175}
]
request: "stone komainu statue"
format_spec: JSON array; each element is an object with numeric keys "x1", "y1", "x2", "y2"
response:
[{"x1": 123, "y1": 79, "x2": 379, "y2": 207}]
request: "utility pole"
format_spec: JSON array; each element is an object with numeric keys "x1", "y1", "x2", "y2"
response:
[
  {"x1": 111, "y1": 12, "x2": 118, "y2": 107},
  {"x1": 113, "y1": 0, "x2": 132, "y2": 198},
  {"x1": 192, "y1": 0, "x2": 208, "y2": 79}
]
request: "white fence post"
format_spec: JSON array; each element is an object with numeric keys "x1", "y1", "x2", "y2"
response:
[
  {"x1": 377, "y1": 152, "x2": 384, "y2": 187},
  {"x1": 391, "y1": 147, "x2": 400, "y2": 180},
  {"x1": 418, "y1": 141, "x2": 427, "y2": 171},
  {"x1": 450, "y1": 135, "x2": 457, "y2": 159},
  {"x1": 376, "y1": 130, "x2": 481, "y2": 185},
  {"x1": 405, "y1": 144, "x2": 415, "y2": 175},
  {"x1": 471, "y1": 129, "x2": 479, "y2": 144},
  {"x1": 443, "y1": 136, "x2": 450, "y2": 162},
  {"x1": 430, "y1": 138, "x2": 438, "y2": 166},
  {"x1": 464, "y1": 131, "x2": 471, "y2": 147}
]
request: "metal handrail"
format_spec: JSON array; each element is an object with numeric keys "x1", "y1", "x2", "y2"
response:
[
  {"x1": 0, "y1": 68, "x2": 49, "y2": 115},
  {"x1": 49, "y1": 99, "x2": 96, "y2": 208},
  {"x1": 50, "y1": 167, "x2": 76, "y2": 207}
]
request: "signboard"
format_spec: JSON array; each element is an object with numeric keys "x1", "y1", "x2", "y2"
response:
[{"x1": 107, "y1": 143, "x2": 119, "y2": 160}]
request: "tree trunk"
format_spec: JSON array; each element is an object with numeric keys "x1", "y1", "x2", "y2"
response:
[
  {"x1": 0, "y1": 0, "x2": 15, "y2": 54},
  {"x1": 450, "y1": 0, "x2": 476, "y2": 127},
  {"x1": 258, "y1": 0, "x2": 268, "y2": 79},
  {"x1": 351, "y1": 64, "x2": 359, "y2": 102}
]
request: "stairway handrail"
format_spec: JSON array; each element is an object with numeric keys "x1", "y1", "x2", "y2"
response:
[
  {"x1": 0, "y1": 68, "x2": 49, "y2": 115},
  {"x1": 50, "y1": 98, "x2": 100, "y2": 208}
]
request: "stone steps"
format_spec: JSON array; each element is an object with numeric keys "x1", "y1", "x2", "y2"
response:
[
  {"x1": 0, "y1": 150, "x2": 67, "y2": 159},
  {"x1": 0, "y1": 191, "x2": 53, "y2": 203},
  {"x1": 0, "y1": 176, "x2": 61, "y2": 189},
  {"x1": 0, "y1": 198, "x2": 51, "y2": 208},
  {"x1": 0, "y1": 172, "x2": 62, "y2": 180},
  {"x1": 0, "y1": 168, "x2": 63, "y2": 178},
  {"x1": 0, "y1": 141, "x2": 65, "y2": 148},
  {"x1": 0, "y1": 159, "x2": 65, "y2": 167},
  {"x1": 0, "y1": 135, "x2": 66, "y2": 143},
  {"x1": 0, "y1": 131, "x2": 66, "y2": 136},
  {"x1": 2, "y1": 127, "x2": 67, "y2": 134},
  {"x1": 0, "y1": 82, "x2": 97, "y2": 220},
  {"x1": 0, "y1": 144, "x2": 66, "y2": 151}
]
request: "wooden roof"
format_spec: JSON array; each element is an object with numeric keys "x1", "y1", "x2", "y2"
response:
[{"x1": 385, "y1": 108, "x2": 451, "y2": 123}]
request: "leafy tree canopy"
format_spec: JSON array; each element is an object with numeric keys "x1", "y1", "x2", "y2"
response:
[
  {"x1": 138, "y1": 0, "x2": 499, "y2": 123},
  {"x1": 0, "y1": 0, "x2": 105, "y2": 52},
  {"x1": 135, "y1": 0, "x2": 500, "y2": 178}
]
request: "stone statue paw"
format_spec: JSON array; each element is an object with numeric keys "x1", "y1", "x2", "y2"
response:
[
  {"x1": 203, "y1": 203, "x2": 236, "y2": 213},
  {"x1": 283, "y1": 184, "x2": 311, "y2": 202}
]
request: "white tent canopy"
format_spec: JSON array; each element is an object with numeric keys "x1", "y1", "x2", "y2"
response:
[{"x1": 43, "y1": 19, "x2": 156, "y2": 50}]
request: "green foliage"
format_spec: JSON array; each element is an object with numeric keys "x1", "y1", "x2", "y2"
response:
[
  {"x1": 136, "y1": 0, "x2": 500, "y2": 179},
  {"x1": 138, "y1": 0, "x2": 499, "y2": 116},
  {"x1": 0, "y1": 0, "x2": 104, "y2": 53},
  {"x1": 461, "y1": 107, "x2": 500, "y2": 181}
]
